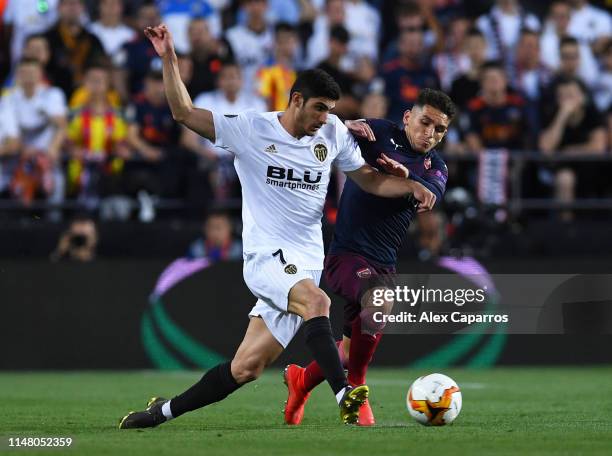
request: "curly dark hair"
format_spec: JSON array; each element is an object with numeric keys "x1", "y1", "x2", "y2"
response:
[
  {"x1": 415, "y1": 88, "x2": 457, "y2": 119},
  {"x1": 289, "y1": 69, "x2": 341, "y2": 104}
]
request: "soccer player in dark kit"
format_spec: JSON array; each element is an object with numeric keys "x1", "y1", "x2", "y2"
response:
[{"x1": 283, "y1": 88, "x2": 455, "y2": 426}]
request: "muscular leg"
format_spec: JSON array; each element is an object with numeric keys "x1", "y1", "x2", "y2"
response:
[
  {"x1": 168, "y1": 317, "x2": 284, "y2": 418},
  {"x1": 231, "y1": 316, "x2": 285, "y2": 383},
  {"x1": 288, "y1": 278, "x2": 349, "y2": 398}
]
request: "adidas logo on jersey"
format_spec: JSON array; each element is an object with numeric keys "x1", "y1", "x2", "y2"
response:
[{"x1": 264, "y1": 144, "x2": 278, "y2": 153}]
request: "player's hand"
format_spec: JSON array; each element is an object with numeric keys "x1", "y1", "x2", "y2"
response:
[
  {"x1": 377, "y1": 153, "x2": 409, "y2": 178},
  {"x1": 409, "y1": 181, "x2": 436, "y2": 212},
  {"x1": 144, "y1": 24, "x2": 174, "y2": 58},
  {"x1": 345, "y1": 119, "x2": 376, "y2": 141}
]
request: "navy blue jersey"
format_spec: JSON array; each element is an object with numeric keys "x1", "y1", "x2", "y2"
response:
[{"x1": 329, "y1": 118, "x2": 448, "y2": 266}]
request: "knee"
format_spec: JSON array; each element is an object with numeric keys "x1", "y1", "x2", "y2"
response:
[
  {"x1": 302, "y1": 289, "x2": 331, "y2": 319},
  {"x1": 230, "y1": 355, "x2": 266, "y2": 384}
]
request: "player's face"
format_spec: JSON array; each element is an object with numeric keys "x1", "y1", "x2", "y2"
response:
[
  {"x1": 295, "y1": 95, "x2": 336, "y2": 136},
  {"x1": 403, "y1": 105, "x2": 449, "y2": 153}
]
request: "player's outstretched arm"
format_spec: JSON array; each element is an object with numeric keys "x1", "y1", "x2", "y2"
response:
[
  {"x1": 144, "y1": 24, "x2": 215, "y2": 142},
  {"x1": 346, "y1": 165, "x2": 436, "y2": 212}
]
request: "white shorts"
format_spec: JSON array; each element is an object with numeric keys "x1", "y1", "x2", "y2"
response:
[{"x1": 243, "y1": 250, "x2": 322, "y2": 348}]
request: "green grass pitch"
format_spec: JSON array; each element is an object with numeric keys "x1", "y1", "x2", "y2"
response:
[{"x1": 1, "y1": 368, "x2": 611, "y2": 455}]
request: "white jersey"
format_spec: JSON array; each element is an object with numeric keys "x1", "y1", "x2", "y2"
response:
[
  {"x1": 2, "y1": 84, "x2": 67, "y2": 151},
  {"x1": 212, "y1": 110, "x2": 365, "y2": 270},
  {"x1": 194, "y1": 90, "x2": 266, "y2": 158}
]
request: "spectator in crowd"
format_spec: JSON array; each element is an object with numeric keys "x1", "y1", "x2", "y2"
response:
[
  {"x1": 567, "y1": 0, "x2": 612, "y2": 56},
  {"x1": 415, "y1": 210, "x2": 446, "y2": 261},
  {"x1": 66, "y1": 64, "x2": 129, "y2": 207},
  {"x1": 0, "y1": 34, "x2": 53, "y2": 88},
  {"x1": 542, "y1": 36, "x2": 598, "y2": 120},
  {"x1": 463, "y1": 61, "x2": 532, "y2": 152},
  {"x1": 0, "y1": 96, "x2": 20, "y2": 196},
  {"x1": 266, "y1": 0, "x2": 317, "y2": 26},
  {"x1": 158, "y1": 0, "x2": 229, "y2": 53},
  {"x1": 187, "y1": 16, "x2": 233, "y2": 98},
  {"x1": 592, "y1": 39, "x2": 612, "y2": 113},
  {"x1": 540, "y1": 0, "x2": 599, "y2": 88},
  {"x1": 125, "y1": 70, "x2": 181, "y2": 198},
  {"x1": 88, "y1": 0, "x2": 136, "y2": 56},
  {"x1": 433, "y1": 15, "x2": 471, "y2": 92},
  {"x1": 257, "y1": 22, "x2": 298, "y2": 111},
  {"x1": 2, "y1": 58, "x2": 67, "y2": 206},
  {"x1": 22, "y1": 34, "x2": 52, "y2": 72},
  {"x1": 69, "y1": 54, "x2": 122, "y2": 110},
  {"x1": 50, "y1": 214, "x2": 98, "y2": 262},
  {"x1": 2, "y1": 0, "x2": 59, "y2": 67},
  {"x1": 113, "y1": 2, "x2": 161, "y2": 101},
  {"x1": 450, "y1": 27, "x2": 487, "y2": 111},
  {"x1": 476, "y1": 0, "x2": 540, "y2": 77},
  {"x1": 513, "y1": 28, "x2": 553, "y2": 103},
  {"x1": 185, "y1": 62, "x2": 265, "y2": 201},
  {"x1": 187, "y1": 210, "x2": 242, "y2": 261},
  {"x1": 343, "y1": 0, "x2": 380, "y2": 63},
  {"x1": 381, "y1": 26, "x2": 440, "y2": 124},
  {"x1": 305, "y1": 0, "x2": 347, "y2": 68},
  {"x1": 538, "y1": 76, "x2": 607, "y2": 219},
  {"x1": 381, "y1": 1, "x2": 444, "y2": 62},
  {"x1": 44, "y1": 0, "x2": 106, "y2": 98},
  {"x1": 176, "y1": 51, "x2": 194, "y2": 90},
  {"x1": 316, "y1": 24, "x2": 359, "y2": 118},
  {"x1": 225, "y1": 0, "x2": 274, "y2": 96}
]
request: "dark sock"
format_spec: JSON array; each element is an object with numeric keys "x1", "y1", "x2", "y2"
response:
[
  {"x1": 303, "y1": 340, "x2": 346, "y2": 392},
  {"x1": 170, "y1": 361, "x2": 241, "y2": 418},
  {"x1": 303, "y1": 316, "x2": 348, "y2": 396}
]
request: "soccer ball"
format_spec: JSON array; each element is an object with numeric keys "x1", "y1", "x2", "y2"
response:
[{"x1": 406, "y1": 373, "x2": 462, "y2": 426}]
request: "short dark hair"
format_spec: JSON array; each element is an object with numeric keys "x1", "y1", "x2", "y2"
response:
[
  {"x1": 330, "y1": 24, "x2": 350, "y2": 44},
  {"x1": 520, "y1": 27, "x2": 540, "y2": 39},
  {"x1": 560, "y1": 36, "x2": 579, "y2": 48},
  {"x1": 415, "y1": 88, "x2": 456, "y2": 119},
  {"x1": 275, "y1": 22, "x2": 296, "y2": 35},
  {"x1": 396, "y1": 1, "x2": 421, "y2": 17},
  {"x1": 289, "y1": 69, "x2": 341, "y2": 103},
  {"x1": 480, "y1": 59, "x2": 506, "y2": 76}
]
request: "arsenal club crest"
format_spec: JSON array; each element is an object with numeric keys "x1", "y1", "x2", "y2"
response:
[
  {"x1": 356, "y1": 268, "x2": 372, "y2": 279},
  {"x1": 424, "y1": 157, "x2": 432, "y2": 170}
]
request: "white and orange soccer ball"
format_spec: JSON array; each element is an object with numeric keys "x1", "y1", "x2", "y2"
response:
[{"x1": 406, "y1": 373, "x2": 462, "y2": 426}]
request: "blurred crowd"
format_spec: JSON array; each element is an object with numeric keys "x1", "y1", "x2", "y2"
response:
[{"x1": 0, "y1": 0, "x2": 611, "y2": 223}]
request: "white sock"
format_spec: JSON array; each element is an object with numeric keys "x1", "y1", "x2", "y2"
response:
[
  {"x1": 335, "y1": 386, "x2": 348, "y2": 405},
  {"x1": 161, "y1": 401, "x2": 174, "y2": 420}
]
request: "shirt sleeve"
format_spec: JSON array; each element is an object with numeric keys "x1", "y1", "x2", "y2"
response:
[
  {"x1": 0, "y1": 97, "x2": 19, "y2": 138},
  {"x1": 408, "y1": 153, "x2": 448, "y2": 205},
  {"x1": 67, "y1": 114, "x2": 82, "y2": 144},
  {"x1": 44, "y1": 88, "x2": 68, "y2": 117},
  {"x1": 334, "y1": 117, "x2": 366, "y2": 172},
  {"x1": 211, "y1": 110, "x2": 253, "y2": 156}
]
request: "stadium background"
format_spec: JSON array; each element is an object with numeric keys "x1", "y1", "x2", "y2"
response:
[{"x1": 1, "y1": 0, "x2": 611, "y2": 371}]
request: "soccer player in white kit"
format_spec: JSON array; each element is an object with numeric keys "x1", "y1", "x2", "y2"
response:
[{"x1": 120, "y1": 24, "x2": 435, "y2": 429}]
